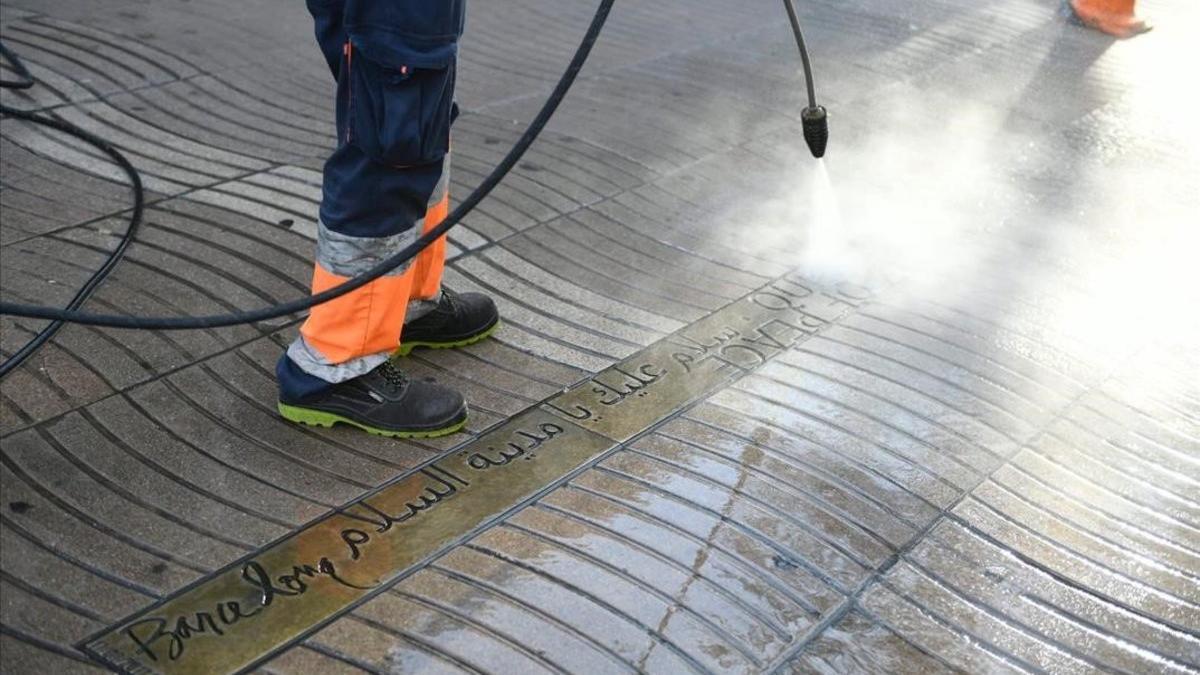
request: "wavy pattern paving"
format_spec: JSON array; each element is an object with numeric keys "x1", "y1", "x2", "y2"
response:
[{"x1": 2, "y1": 0, "x2": 1198, "y2": 673}]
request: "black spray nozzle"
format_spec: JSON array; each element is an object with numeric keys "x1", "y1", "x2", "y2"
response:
[{"x1": 802, "y1": 105, "x2": 828, "y2": 158}]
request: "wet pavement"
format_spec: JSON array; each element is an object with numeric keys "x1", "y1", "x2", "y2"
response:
[{"x1": 1, "y1": 0, "x2": 1198, "y2": 673}]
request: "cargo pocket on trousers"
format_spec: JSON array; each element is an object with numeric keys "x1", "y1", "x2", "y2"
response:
[{"x1": 347, "y1": 38, "x2": 455, "y2": 167}]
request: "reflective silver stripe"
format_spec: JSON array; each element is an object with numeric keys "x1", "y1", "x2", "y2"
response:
[
  {"x1": 287, "y1": 335, "x2": 389, "y2": 384},
  {"x1": 315, "y1": 221, "x2": 420, "y2": 278},
  {"x1": 314, "y1": 154, "x2": 450, "y2": 278},
  {"x1": 428, "y1": 154, "x2": 450, "y2": 208},
  {"x1": 296, "y1": 154, "x2": 450, "y2": 379},
  {"x1": 407, "y1": 154, "x2": 449, "y2": 322}
]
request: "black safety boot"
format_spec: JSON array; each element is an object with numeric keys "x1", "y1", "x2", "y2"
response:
[
  {"x1": 396, "y1": 288, "x2": 500, "y2": 356},
  {"x1": 278, "y1": 361, "x2": 468, "y2": 438}
]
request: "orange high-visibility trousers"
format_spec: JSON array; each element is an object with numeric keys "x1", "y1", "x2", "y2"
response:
[
  {"x1": 282, "y1": 7, "x2": 462, "y2": 395},
  {"x1": 298, "y1": 184, "x2": 449, "y2": 367},
  {"x1": 282, "y1": 151, "x2": 452, "y2": 393},
  {"x1": 1070, "y1": 0, "x2": 1150, "y2": 37}
]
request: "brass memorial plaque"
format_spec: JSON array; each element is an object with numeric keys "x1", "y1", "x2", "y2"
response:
[
  {"x1": 82, "y1": 409, "x2": 615, "y2": 675},
  {"x1": 82, "y1": 270, "x2": 873, "y2": 675},
  {"x1": 545, "y1": 273, "x2": 867, "y2": 441}
]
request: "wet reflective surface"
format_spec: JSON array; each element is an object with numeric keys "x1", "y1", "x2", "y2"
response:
[{"x1": 2, "y1": 0, "x2": 1198, "y2": 672}]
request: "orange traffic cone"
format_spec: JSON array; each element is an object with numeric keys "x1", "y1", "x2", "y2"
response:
[{"x1": 1069, "y1": 0, "x2": 1152, "y2": 38}]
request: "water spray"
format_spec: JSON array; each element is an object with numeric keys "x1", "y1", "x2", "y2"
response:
[{"x1": 782, "y1": 0, "x2": 828, "y2": 158}]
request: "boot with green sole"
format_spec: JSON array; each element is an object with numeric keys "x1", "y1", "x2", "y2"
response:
[
  {"x1": 278, "y1": 361, "x2": 467, "y2": 438},
  {"x1": 396, "y1": 288, "x2": 500, "y2": 356}
]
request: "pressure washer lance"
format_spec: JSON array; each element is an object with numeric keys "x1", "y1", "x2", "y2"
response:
[
  {"x1": 802, "y1": 105, "x2": 828, "y2": 158},
  {"x1": 0, "y1": 0, "x2": 825, "y2": 368},
  {"x1": 783, "y1": 0, "x2": 828, "y2": 157}
]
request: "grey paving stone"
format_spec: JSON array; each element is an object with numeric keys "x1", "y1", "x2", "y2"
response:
[
  {"x1": 0, "y1": 451, "x2": 201, "y2": 596},
  {"x1": 540, "y1": 485, "x2": 820, "y2": 633},
  {"x1": 472, "y1": 525, "x2": 765, "y2": 673},
  {"x1": 707, "y1": 386, "x2": 963, "y2": 509},
  {"x1": 600, "y1": 450, "x2": 871, "y2": 593},
  {"x1": 0, "y1": 521, "x2": 150, "y2": 622},
  {"x1": 501, "y1": 232, "x2": 712, "y2": 322},
  {"x1": 658, "y1": 416, "x2": 920, "y2": 549},
  {"x1": 442, "y1": 266, "x2": 628, "y2": 371},
  {"x1": 924, "y1": 520, "x2": 1200, "y2": 669},
  {"x1": 303, "y1": 615, "x2": 466, "y2": 675},
  {"x1": 436, "y1": 544, "x2": 699, "y2": 672},
  {"x1": 84, "y1": 391, "x2": 326, "y2": 525},
  {"x1": 780, "y1": 610, "x2": 957, "y2": 674},
  {"x1": 257, "y1": 646, "x2": 373, "y2": 675},
  {"x1": 684, "y1": 402, "x2": 942, "y2": 527},
  {"x1": 480, "y1": 246, "x2": 685, "y2": 333},
  {"x1": 951, "y1": 494, "x2": 1200, "y2": 632},
  {"x1": 734, "y1": 374, "x2": 985, "y2": 491},
  {"x1": 455, "y1": 255, "x2": 663, "y2": 345},
  {"x1": 0, "y1": 634, "x2": 108, "y2": 675},
  {"x1": 568, "y1": 468, "x2": 847, "y2": 615},
  {"x1": 397, "y1": 567, "x2": 633, "y2": 675},
  {"x1": 631, "y1": 433, "x2": 897, "y2": 568},
  {"x1": 0, "y1": 579, "x2": 102, "y2": 649},
  {"x1": 804, "y1": 328, "x2": 1045, "y2": 444}
]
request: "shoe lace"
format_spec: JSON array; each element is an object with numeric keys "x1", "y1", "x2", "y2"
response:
[
  {"x1": 439, "y1": 288, "x2": 460, "y2": 315},
  {"x1": 376, "y1": 361, "x2": 409, "y2": 391}
]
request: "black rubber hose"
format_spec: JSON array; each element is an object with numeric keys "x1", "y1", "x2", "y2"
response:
[
  {"x1": 0, "y1": 43, "x2": 146, "y2": 378},
  {"x1": 0, "y1": 42, "x2": 36, "y2": 89},
  {"x1": 782, "y1": 0, "x2": 817, "y2": 108},
  {"x1": 781, "y1": 0, "x2": 827, "y2": 158},
  {"x1": 0, "y1": 0, "x2": 617, "y2": 330}
]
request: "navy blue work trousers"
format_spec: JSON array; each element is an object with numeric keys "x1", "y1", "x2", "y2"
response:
[
  {"x1": 306, "y1": 0, "x2": 465, "y2": 238},
  {"x1": 278, "y1": 1, "x2": 467, "y2": 398}
]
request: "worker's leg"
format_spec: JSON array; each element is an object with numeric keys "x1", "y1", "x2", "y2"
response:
[
  {"x1": 284, "y1": 153, "x2": 444, "y2": 389},
  {"x1": 277, "y1": 1, "x2": 482, "y2": 437},
  {"x1": 306, "y1": 0, "x2": 347, "y2": 78},
  {"x1": 1069, "y1": 0, "x2": 1151, "y2": 38},
  {"x1": 396, "y1": 153, "x2": 501, "y2": 356},
  {"x1": 406, "y1": 163, "x2": 450, "y2": 319}
]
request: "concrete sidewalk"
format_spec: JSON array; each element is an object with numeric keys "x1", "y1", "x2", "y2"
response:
[{"x1": 1, "y1": 0, "x2": 1197, "y2": 673}]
